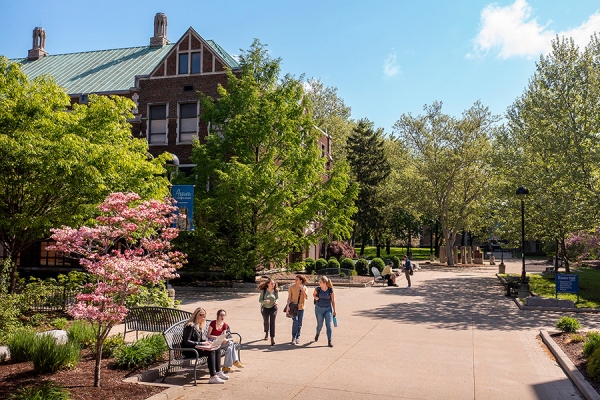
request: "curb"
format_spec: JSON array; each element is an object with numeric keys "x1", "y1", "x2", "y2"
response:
[
  {"x1": 540, "y1": 330, "x2": 600, "y2": 400},
  {"x1": 144, "y1": 386, "x2": 186, "y2": 400}
]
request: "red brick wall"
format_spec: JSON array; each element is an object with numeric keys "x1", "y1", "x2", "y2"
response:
[{"x1": 137, "y1": 73, "x2": 230, "y2": 164}]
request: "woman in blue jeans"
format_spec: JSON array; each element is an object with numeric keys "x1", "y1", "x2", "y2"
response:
[{"x1": 313, "y1": 276, "x2": 336, "y2": 347}]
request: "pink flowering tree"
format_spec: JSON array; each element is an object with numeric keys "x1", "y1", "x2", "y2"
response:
[{"x1": 49, "y1": 192, "x2": 186, "y2": 388}]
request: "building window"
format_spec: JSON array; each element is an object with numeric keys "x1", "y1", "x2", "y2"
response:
[
  {"x1": 40, "y1": 240, "x2": 68, "y2": 267},
  {"x1": 321, "y1": 143, "x2": 326, "y2": 158},
  {"x1": 149, "y1": 105, "x2": 167, "y2": 144},
  {"x1": 179, "y1": 103, "x2": 198, "y2": 143},
  {"x1": 191, "y1": 52, "x2": 201, "y2": 73},
  {"x1": 179, "y1": 53, "x2": 189, "y2": 74}
]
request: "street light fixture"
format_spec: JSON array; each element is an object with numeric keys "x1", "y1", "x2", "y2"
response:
[
  {"x1": 165, "y1": 153, "x2": 180, "y2": 183},
  {"x1": 516, "y1": 186, "x2": 529, "y2": 284}
]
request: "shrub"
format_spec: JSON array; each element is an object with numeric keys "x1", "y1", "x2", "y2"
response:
[
  {"x1": 569, "y1": 333, "x2": 585, "y2": 343},
  {"x1": 555, "y1": 316, "x2": 581, "y2": 333},
  {"x1": 315, "y1": 258, "x2": 328, "y2": 272},
  {"x1": 0, "y1": 294, "x2": 23, "y2": 345},
  {"x1": 326, "y1": 241, "x2": 357, "y2": 259},
  {"x1": 587, "y1": 346, "x2": 600, "y2": 381},
  {"x1": 125, "y1": 282, "x2": 173, "y2": 308},
  {"x1": 390, "y1": 256, "x2": 400, "y2": 269},
  {"x1": 6, "y1": 328, "x2": 37, "y2": 362},
  {"x1": 355, "y1": 259, "x2": 369, "y2": 276},
  {"x1": 584, "y1": 331, "x2": 600, "y2": 358},
  {"x1": 113, "y1": 333, "x2": 167, "y2": 370},
  {"x1": 9, "y1": 381, "x2": 71, "y2": 400},
  {"x1": 66, "y1": 320, "x2": 96, "y2": 349},
  {"x1": 304, "y1": 258, "x2": 316, "y2": 274},
  {"x1": 288, "y1": 261, "x2": 305, "y2": 272},
  {"x1": 31, "y1": 334, "x2": 80, "y2": 373},
  {"x1": 370, "y1": 258, "x2": 385, "y2": 275},
  {"x1": 29, "y1": 313, "x2": 47, "y2": 327},
  {"x1": 340, "y1": 258, "x2": 355, "y2": 271},
  {"x1": 51, "y1": 318, "x2": 68, "y2": 330},
  {"x1": 101, "y1": 333, "x2": 126, "y2": 358},
  {"x1": 327, "y1": 258, "x2": 340, "y2": 270}
]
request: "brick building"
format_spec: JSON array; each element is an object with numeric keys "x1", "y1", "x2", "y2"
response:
[{"x1": 6, "y1": 13, "x2": 332, "y2": 271}]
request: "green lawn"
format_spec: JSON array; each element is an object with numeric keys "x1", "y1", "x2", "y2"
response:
[
  {"x1": 506, "y1": 267, "x2": 600, "y2": 308},
  {"x1": 355, "y1": 246, "x2": 432, "y2": 260}
]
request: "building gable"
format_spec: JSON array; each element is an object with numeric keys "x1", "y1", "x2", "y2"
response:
[{"x1": 149, "y1": 27, "x2": 239, "y2": 79}]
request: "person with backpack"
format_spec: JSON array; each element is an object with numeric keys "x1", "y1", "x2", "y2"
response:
[
  {"x1": 313, "y1": 276, "x2": 336, "y2": 347},
  {"x1": 285, "y1": 274, "x2": 309, "y2": 345},
  {"x1": 258, "y1": 278, "x2": 279, "y2": 346},
  {"x1": 404, "y1": 255, "x2": 413, "y2": 288}
]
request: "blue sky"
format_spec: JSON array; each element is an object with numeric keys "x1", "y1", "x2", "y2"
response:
[{"x1": 1, "y1": 0, "x2": 599, "y2": 132}]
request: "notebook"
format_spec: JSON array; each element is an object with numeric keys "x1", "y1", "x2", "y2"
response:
[{"x1": 195, "y1": 332, "x2": 227, "y2": 350}]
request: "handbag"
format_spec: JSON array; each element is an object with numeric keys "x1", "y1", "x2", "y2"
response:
[
  {"x1": 409, "y1": 269, "x2": 414, "y2": 276},
  {"x1": 285, "y1": 287, "x2": 301, "y2": 318}
]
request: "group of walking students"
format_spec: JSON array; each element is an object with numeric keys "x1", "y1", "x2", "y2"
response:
[
  {"x1": 259, "y1": 275, "x2": 337, "y2": 347},
  {"x1": 180, "y1": 274, "x2": 337, "y2": 384}
]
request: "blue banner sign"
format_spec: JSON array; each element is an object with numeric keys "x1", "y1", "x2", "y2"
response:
[
  {"x1": 555, "y1": 274, "x2": 579, "y2": 298},
  {"x1": 171, "y1": 185, "x2": 194, "y2": 231}
]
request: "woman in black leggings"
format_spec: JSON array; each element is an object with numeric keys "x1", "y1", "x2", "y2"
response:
[
  {"x1": 181, "y1": 307, "x2": 228, "y2": 384},
  {"x1": 258, "y1": 278, "x2": 279, "y2": 345}
]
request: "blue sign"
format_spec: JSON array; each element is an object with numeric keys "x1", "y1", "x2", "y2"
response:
[
  {"x1": 555, "y1": 274, "x2": 579, "y2": 299},
  {"x1": 171, "y1": 185, "x2": 194, "y2": 231}
]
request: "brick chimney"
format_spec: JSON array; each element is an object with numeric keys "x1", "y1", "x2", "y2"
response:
[
  {"x1": 28, "y1": 27, "x2": 48, "y2": 61},
  {"x1": 150, "y1": 13, "x2": 169, "y2": 47}
]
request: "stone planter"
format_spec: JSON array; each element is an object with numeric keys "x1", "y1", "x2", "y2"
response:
[{"x1": 498, "y1": 263, "x2": 505, "y2": 274}]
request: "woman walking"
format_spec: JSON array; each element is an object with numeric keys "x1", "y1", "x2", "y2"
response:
[
  {"x1": 207, "y1": 309, "x2": 243, "y2": 373},
  {"x1": 286, "y1": 274, "x2": 309, "y2": 345},
  {"x1": 313, "y1": 276, "x2": 336, "y2": 347},
  {"x1": 181, "y1": 307, "x2": 228, "y2": 384},
  {"x1": 258, "y1": 278, "x2": 279, "y2": 345}
]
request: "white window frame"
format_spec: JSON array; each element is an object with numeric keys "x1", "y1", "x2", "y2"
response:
[{"x1": 178, "y1": 102, "x2": 198, "y2": 144}]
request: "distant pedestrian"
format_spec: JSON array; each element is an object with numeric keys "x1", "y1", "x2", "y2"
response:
[
  {"x1": 258, "y1": 277, "x2": 279, "y2": 346},
  {"x1": 382, "y1": 262, "x2": 399, "y2": 286},
  {"x1": 404, "y1": 255, "x2": 413, "y2": 288},
  {"x1": 313, "y1": 276, "x2": 336, "y2": 347},
  {"x1": 286, "y1": 274, "x2": 309, "y2": 345}
]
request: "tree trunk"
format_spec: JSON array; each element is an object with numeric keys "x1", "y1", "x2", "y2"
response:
[
  {"x1": 554, "y1": 239, "x2": 559, "y2": 273},
  {"x1": 94, "y1": 334, "x2": 104, "y2": 387},
  {"x1": 385, "y1": 240, "x2": 391, "y2": 255},
  {"x1": 559, "y1": 237, "x2": 570, "y2": 274},
  {"x1": 434, "y1": 220, "x2": 440, "y2": 257},
  {"x1": 360, "y1": 242, "x2": 365, "y2": 256},
  {"x1": 8, "y1": 251, "x2": 18, "y2": 295}
]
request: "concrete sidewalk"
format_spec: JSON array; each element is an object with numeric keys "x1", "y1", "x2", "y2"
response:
[{"x1": 140, "y1": 260, "x2": 600, "y2": 400}]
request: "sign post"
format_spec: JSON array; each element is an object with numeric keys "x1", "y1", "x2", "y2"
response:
[{"x1": 555, "y1": 274, "x2": 579, "y2": 302}]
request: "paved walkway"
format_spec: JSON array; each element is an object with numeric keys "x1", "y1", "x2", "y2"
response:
[{"x1": 139, "y1": 258, "x2": 600, "y2": 400}]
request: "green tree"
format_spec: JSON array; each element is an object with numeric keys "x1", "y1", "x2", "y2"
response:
[
  {"x1": 494, "y1": 35, "x2": 600, "y2": 272},
  {"x1": 305, "y1": 78, "x2": 355, "y2": 162},
  {"x1": 347, "y1": 119, "x2": 391, "y2": 257},
  {"x1": 393, "y1": 101, "x2": 496, "y2": 266},
  {"x1": 0, "y1": 57, "x2": 169, "y2": 293},
  {"x1": 187, "y1": 40, "x2": 357, "y2": 279}
]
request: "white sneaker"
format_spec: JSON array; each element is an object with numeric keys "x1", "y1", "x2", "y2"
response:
[
  {"x1": 291, "y1": 338, "x2": 296, "y2": 345},
  {"x1": 406, "y1": 285, "x2": 411, "y2": 288},
  {"x1": 216, "y1": 371, "x2": 229, "y2": 380},
  {"x1": 294, "y1": 338, "x2": 299, "y2": 344},
  {"x1": 209, "y1": 375, "x2": 224, "y2": 384}
]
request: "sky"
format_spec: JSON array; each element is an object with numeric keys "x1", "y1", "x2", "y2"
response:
[{"x1": 1, "y1": 0, "x2": 599, "y2": 133}]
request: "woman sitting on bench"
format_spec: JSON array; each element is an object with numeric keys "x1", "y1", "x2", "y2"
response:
[
  {"x1": 208, "y1": 309, "x2": 243, "y2": 372},
  {"x1": 181, "y1": 307, "x2": 229, "y2": 384}
]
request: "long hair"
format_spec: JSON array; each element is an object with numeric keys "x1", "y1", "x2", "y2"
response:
[
  {"x1": 319, "y1": 276, "x2": 333, "y2": 289},
  {"x1": 258, "y1": 277, "x2": 279, "y2": 291},
  {"x1": 186, "y1": 307, "x2": 207, "y2": 330}
]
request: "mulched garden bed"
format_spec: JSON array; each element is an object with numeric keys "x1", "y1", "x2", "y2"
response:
[
  {"x1": 551, "y1": 332, "x2": 600, "y2": 395},
  {"x1": 0, "y1": 350, "x2": 165, "y2": 400}
]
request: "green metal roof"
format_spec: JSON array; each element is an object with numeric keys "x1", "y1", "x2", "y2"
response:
[
  {"x1": 13, "y1": 45, "x2": 176, "y2": 95},
  {"x1": 12, "y1": 39, "x2": 239, "y2": 96},
  {"x1": 206, "y1": 40, "x2": 240, "y2": 70}
]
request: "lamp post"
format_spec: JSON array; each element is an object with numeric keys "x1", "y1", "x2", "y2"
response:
[
  {"x1": 165, "y1": 153, "x2": 179, "y2": 298},
  {"x1": 516, "y1": 186, "x2": 529, "y2": 284}
]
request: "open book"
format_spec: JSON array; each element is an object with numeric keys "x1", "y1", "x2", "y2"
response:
[{"x1": 194, "y1": 332, "x2": 227, "y2": 351}]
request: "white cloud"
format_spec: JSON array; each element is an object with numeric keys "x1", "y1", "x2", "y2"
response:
[
  {"x1": 472, "y1": 0, "x2": 600, "y2": 59},
  {"x1": 383, "y1": 52, "x2": 401, "y2": 77}
]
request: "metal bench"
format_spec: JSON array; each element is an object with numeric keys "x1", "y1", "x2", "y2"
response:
[
  {"x1": 162, "y1": 320, "x2": 242, "y2": 385},
  {"x1": 371, "y1": 267, "x2": 387, "y2": 286},
  {"x1": 123, "y1": 306, "x2": 192, "y2": 340}
]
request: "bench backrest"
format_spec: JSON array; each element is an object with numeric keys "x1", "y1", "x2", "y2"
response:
[
  {"x1": 125, "y1": 306, "x2": 192, "y2": 333},
  {"x1": 163, "y1": 319, "x2": 227, "y2": 350},
  {"x1": 371, "y1": 266, "x2": 382, "y2": 278}
]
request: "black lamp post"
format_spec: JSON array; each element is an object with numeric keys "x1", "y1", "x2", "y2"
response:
[{"x1": 516, "y1": 186, "x2": 529, "y2": 284}]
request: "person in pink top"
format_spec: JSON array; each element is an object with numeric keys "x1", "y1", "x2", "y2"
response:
[{"x1": 207, "y1": 309, "x2": 243, "y2": 373}]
